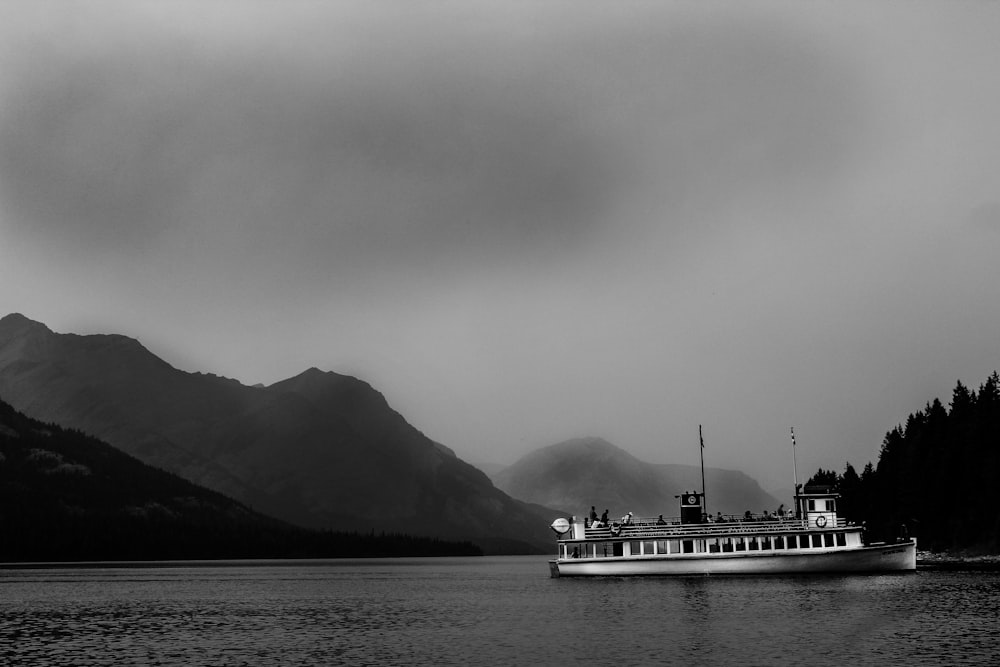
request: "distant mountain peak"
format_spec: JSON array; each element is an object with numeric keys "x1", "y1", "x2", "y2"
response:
[
  {"x1": 271, "y1": 366, "x2": 371, "y2": 395},
  {"x1": 535, "y1": 437, "x2": 636, "y2": 462},
  {"x1": 493, "y1": 436, "x2": 780, "y2": 517},
  {"x1": 0, "y1": 313, "x2": 51, "y2": 336}
]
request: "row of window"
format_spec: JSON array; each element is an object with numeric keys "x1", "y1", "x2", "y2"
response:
[{"x1": 564, "y1": 532, "x2": 850, "y2": 559}]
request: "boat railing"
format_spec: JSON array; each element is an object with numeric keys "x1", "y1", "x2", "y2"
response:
[{"x1": 582, "y1": 517, "x2": 847, "y2": 539}]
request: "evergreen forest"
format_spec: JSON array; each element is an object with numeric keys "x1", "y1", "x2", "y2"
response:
[
  {"x1": 0, "y1": 398, "x2": 481, "y2": 561},
  {"x1": 806, "y1": 372, "x2": 1000, "y2": 553}
]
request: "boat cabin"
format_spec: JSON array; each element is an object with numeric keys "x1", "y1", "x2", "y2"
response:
[
  {"x1": 678, "y1": 491, "x2": 704, "y2": 524},
  {"x1": 796, "y1": 483, "x2": 839, "y2": 530}
]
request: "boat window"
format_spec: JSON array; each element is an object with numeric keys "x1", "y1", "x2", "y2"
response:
[
  {"x1": 668, "y1": 540, "x2": 680, "y2": 555},
  {"x1": 708, "y1": 538, "x2": 720, "y2": 553},
  {"x1": 808, "y1": 500, "x2": 816, "y2": 511},
  {"x1": 836, "y1": 533, "x2": 846, "y2": 547},
  {"x1": 824, "y1": 533, "x2": 835, "y2": 548},
  {"x1": 721, "y1": 538, "x2": 734, "y2": 552},
  {"x1": 761, "y1": 536, "x2": 772, "y2": 550},
  {"x1": 734, "y1": 537, "x2": 747, "y2": 552},
  {"x1": 787, "y1": 535, "x2": 799, "y2": 549},
  {"x1": 773, "y1": 536, "x2": 785, "y2": 549},
  {"x1": 748, "y1": 538, "x2": 760, "y2": 551},
  {"x1": 811, "y1": 534, "x2": 823, "y2": 548},
  {"x1": 829, "y1": 500, "x2": 836, "y2": 512},
  {"x1": 613, "y1": 542, "x2": 624, "y2": 557},
  {"x1": 597, "y1": 542, "x2": 611, "y2": 557},
  {"x1": 642, "y1": 541, "x2": 655, "y2": 555},
  {"x1": 695, "y1": 540, "x2": 707, "y2": 553},
  {"x1": 656, "y1": 540, "x2": 670, "y2": 555},
  {"x1": 629, "y1": 541, "x2": 641, "y2": 556},
  {"x1": 682, "y1": 540, "x2": 695, "y2": 554}
]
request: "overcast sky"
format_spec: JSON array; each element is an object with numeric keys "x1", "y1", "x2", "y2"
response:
[{"x1": 2, "y1": 1, "x2": 999, "y2": 493}]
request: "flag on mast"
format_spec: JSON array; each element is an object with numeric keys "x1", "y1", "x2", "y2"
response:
[{"x1": 790, "y1": 427, "x2": 800, "y2": 517}]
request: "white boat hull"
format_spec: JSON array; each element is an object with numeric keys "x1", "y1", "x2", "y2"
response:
[{"x1": 550, "y1": 540, "x2": 916, "y2": 577}]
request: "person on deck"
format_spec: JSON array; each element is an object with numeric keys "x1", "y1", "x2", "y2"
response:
[{"x1": 601, "y1": 509, "x2": 609, "y2": 525}]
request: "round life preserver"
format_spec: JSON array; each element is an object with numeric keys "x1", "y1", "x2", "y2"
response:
[
  {"x1": 687, "y1": 495, "x2": 698, "y2": 505},
  {"x1": 610, "y1": 523, "x2": 621, "y2": 536},
  {"x1": 816, "y1": 516, "x2": 827, "y2": 528}
]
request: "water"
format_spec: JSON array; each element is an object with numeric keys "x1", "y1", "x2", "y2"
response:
[{"x1": 1, "y1": 556, "x2": 997, "y2": 666}]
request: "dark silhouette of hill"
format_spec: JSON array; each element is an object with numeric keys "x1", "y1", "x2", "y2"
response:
[
  {"x1": 805, "y1": 372, "x2": 1000, "y2": 554},
  {"x1": 491, "y1": 437, "x2": 781, "y2": 519},
  {"x1": 0, "y1": 314, "x2": 555, "y2": 554},
  {"x1": 0, "y1": 397, "x2": 481, "y2": 561}
]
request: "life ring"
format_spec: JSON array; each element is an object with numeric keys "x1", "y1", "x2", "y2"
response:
[
  {"x1": 610, "y1": 523, "x2": 622, "y2": 536},
  {"x1": 816, "y1": 516, "x2": 827, "y2": 528}
]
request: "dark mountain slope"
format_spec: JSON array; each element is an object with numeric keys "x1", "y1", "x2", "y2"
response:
[
  {"x1": 0, "y1": 397, "x2": 482, "y2": 561},
  {"x1": 492, "y1": 437, "x2": 781, "y2": 518},
  {"x1": 0, "y1": 314, "x2": 554, "y2": 553}
]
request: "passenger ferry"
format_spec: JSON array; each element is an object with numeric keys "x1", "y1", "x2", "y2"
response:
[{"x1": 548, "y1": 485, "x2": 916, "y2": 577}]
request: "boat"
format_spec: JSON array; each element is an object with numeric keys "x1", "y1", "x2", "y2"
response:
[{"x1": 547, "y1": 485, "x2": 917, "y2": 577}]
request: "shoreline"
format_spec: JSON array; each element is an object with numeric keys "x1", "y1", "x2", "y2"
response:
[{"x1": 917, "y1": 550, "x2": 1000, "y2": 571}]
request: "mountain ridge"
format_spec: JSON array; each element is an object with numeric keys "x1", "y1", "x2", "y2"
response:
[{"x1": 0, "y1": 313, "x2": 554, "y2": 553}]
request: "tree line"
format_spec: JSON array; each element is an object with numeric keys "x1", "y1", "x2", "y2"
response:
[{"x1": 806, "y1": 372, "x2": 1000, "y2": 553}]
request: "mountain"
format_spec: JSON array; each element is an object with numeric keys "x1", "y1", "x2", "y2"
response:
[
  {"x1": 491, "y1": 437, "x2": 782, "y2": 519},
  {"x1": 0, "y1": 396, "x2": 485, "y2": 560},
  {"x1": 0, "y1": 314, "x2": 555, "y2": 553}
]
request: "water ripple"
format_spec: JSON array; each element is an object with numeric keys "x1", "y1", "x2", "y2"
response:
[{"x1": 1, "y1": 559, "x2": 997, "y2": 666}]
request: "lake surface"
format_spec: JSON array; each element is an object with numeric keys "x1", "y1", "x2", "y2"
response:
[{"x1": 1, "y1": 556, "x2": 997, "y2": 666}]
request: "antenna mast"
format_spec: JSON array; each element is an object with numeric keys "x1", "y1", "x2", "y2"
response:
[{"x1": 699, "y1": 425, "x2": 707, "y2": 517}]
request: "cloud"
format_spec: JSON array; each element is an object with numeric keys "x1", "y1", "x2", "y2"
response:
[
  {"x1": 0, "y1": 5, "x2": 623, "y2": 278},
  {"x1": 0, "y1": 3, "x2": 865, "y2": 280}
]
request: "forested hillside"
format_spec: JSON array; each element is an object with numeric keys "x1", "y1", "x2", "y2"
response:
[
  {"x1": 807, "y1": 372, "x2": 1000, "y2": 553},
  {"x1": 0, "y1": 398, "x2": 480, "y2": 561}
]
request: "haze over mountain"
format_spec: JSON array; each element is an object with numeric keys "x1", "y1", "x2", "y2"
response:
[
  {"x1": 0, "y1": 314, "x2": 553, "y2": 553},
  {"x1": 492, "y1": 437, "x2": 782, "y2": 519}
]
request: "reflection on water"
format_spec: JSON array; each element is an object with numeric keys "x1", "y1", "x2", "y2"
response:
[{"x1": 1, "y1": 557, "x2": 997, "y2": 666}]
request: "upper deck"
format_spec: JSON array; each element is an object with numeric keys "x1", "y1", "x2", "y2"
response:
[{"x1": 574, "y1": 514, "x2": 850, "y2": 542}]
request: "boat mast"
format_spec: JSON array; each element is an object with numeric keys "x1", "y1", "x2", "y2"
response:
[
  {"x1": 699, "y1": 424, "x2": 707, "y2": 517},
  {"x1": 790, "y1": 427, "x2": 799, "y2": 518}
]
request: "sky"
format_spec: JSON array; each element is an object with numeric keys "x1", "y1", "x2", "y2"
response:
[{"x1": 2, "y1": 1, "x2": 999, "y2": 494}]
